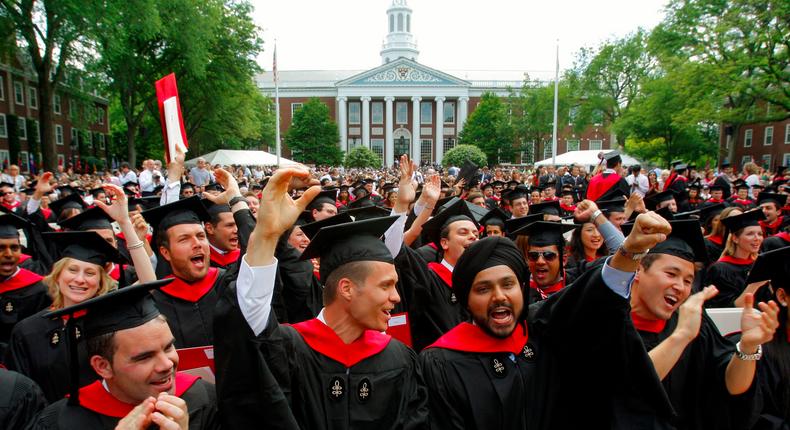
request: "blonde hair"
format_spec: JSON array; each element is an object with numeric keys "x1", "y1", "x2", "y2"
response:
[
  {"x1": 43, "y1": 257, "x2": 117, "y2": 309},
  {"x1": 721, "y1": 226, "x2": 760, "y2": 260},
  {"x1": 707, "y1": 206, "x2": 741, "y2": 239},
  {"x1": 744, "y1": 162, "x2": 760, "y2": 175}
]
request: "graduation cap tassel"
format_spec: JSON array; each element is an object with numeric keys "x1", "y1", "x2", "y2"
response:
[{"x1": 66, "y1": 318, "x2": 81, "y2": 406}]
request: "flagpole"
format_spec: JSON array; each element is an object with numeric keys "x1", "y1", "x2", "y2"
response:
[
  {"x1": 552, "y1": 39, "x2": 559, "y2": 166},
  {"x1": 274, "y1": 39, "x2": 281, "y2": 168}
]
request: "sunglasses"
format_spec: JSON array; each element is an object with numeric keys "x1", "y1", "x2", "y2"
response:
[{"x1": 527, "y1": 250, "x2": 559, "y2": 262}]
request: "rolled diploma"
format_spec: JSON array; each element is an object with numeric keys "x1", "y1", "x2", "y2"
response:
[{"x1": 164, "y1": 97, "x2": 188, "y2": 162}]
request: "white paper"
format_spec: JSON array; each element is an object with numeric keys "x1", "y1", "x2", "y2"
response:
[{"x1": 163, "y1": 97, "x2": 188, "y2": 163}]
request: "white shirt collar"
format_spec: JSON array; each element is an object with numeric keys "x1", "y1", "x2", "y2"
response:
[
  {"x1": 441, "y1": 259, "x2": 454, "y2": 272},
  {"x1": 209, "y1": 243, "x2": 227, "y2": 255}
]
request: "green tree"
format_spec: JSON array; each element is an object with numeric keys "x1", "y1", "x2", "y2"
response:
[
  {"x1": 345, "y1": 146, "x2": 381, "y2": 168},
  {"x1": 458, "y1": 92, "x2": 514, "y2": 165},
  {"x1": 442, "y1": 144, "x2": 487, "y2": 169},
  {"x1": 285, "y1": 98, "x2": 342, "y2": 165},
  {"x1": 508, "y1": 77, "x2": 571, "y2": 162},
  {"x1": 571, "y1": 29, "x2": 656, "y2": 145},
  {"x1": 1, "y1": 0, "x2": 101, "y2": 170}
]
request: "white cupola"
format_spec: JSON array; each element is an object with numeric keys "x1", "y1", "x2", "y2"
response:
[{"x1": 380, "y1": 0, "x2": 419, "y2": 64}]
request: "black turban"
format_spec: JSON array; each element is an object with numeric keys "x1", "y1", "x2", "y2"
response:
[{"x1": 452, "y1": 236, "x2": 529, "y2": 310}]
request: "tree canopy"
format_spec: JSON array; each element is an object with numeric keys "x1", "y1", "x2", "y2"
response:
[{"x1": 285, "y1": 98, "x2": 342, "y2": 166}]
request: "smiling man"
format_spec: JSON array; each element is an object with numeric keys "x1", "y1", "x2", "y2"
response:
[
  {"x1": 214, "y1": 167, "x2": 428, "y2": 429},
  {"x1": 623, "y1": 219, "x2": 779, "y2": 429},
  {"x1": 202, "y1": 202, "x2": 240, "y2": 269},
  {"x1": 28, "y1": 280, "x2": 219, "y2": 429}
]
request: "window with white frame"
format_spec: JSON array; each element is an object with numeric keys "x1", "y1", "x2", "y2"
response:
[
  {"x1": 396, "y1": 102, "x2": 408, "y2": 124},
  {"x1": 0, "y1": 151, "x2": 9, "y2": 167},
  {"x1": 762, "y1": 154, "x2": 771, "y2": 169},
  {"x1": 543, "y1": 143, "x2": 553, "y2": 160},
  {"x1": 19, "y1": 151, "x2": 28, "y2": 173},
  {"x1": 33, "y1": 120, "x2": 40, "y2": 142},
  {"x1": 0, "y1": 75, "x2": 4, "y2": 100},
  {"x1": 420, "y1": 102, "x2": 432, "y2": 124},
  {"x1": 57, "y1": 154, "x2": 64, "y2": 167},
  {"x1": 421, "y1": 139, "x2": 433, "y2": 163},
  {"x1": 444, "y1": 102, "x2": 455, "y2": 124},
  {"x1": 371, "y1": 138, "x2": 384, "y2": 162},
  {"x1": 290, "y1": 103, "x2": 303, "y2": 117},
  {"x1": 443, "y1": 138, "x2": 456, "y2": 155},
  {"x1": 371, "y1": 102, "x2": 383, "y2": 124},
  {"x1": 347, "y1": 138, "x2": 361, "y2": 149},
  {"x1": 14, "y1": 82, "x2": 24, "y2": 105},
  {"x1": 589, "y1": 139, "x2": 603, "y2": 150},
  {"x1": 785, "y1": 124, "x2": 790, "y2": 144},
  {"x1": 783, "y1": 153, "x2": 790, "y2": 167},
  {"x1": 0, "y1": 115, "x2": 6, "y2": 138},
  {"x1": 348, "y1": 102, "x2": 361, "y2": 125},
  {"x1": 18, "y1": 119, "x2": 26, "y2": 140},
  {"x1": 764, "y1": 126, "x2": 773, "y2": 145},
  {"x1": 744, "y1": 129, "x2": 753, "y2": 147},
  {"x1": 28, "y1": 87, "x2": 37, "y2": 109},
  {"x1": 566, "y1": 139, "x2": 580, "y2": 152},
  {"x1": 522, "y1": 141, "x2": 535, "y2": 164},
  {"x1": 741, "y1": 155, "x2": 752, "y2": 166},
  {"x1": 53, "y1": 94, "x2": 61, "y2": 114},
  {"x1": 97, "y1": 107, "x2": 104, "y2": 125},
  {"x1": 70, "y1": 128, "x2": 77, "y2": 146},
  {"x1": 56, "y1": 125, "x2": 64, "y2": 145},
  {"x1": 98, "y1": 133, "x2": 105, "y2": 150}
]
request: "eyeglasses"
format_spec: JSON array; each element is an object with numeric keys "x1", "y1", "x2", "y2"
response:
[{"x1": 527, "y1": 251, "x2": 558, "y2": 262}]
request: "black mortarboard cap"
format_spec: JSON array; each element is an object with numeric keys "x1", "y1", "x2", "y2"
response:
[
  {"x1": 301, "y1": 216, "x2": 399, "y2": 281},
  {"x1": 348, "y1": 194, "x2": 374, "y2": 209},
  {"x1": 645, "y1": 190, "x2": 676, "y2": 210},
  {"x1": 756, "y1": 192, "x2": 787, "y2": 207},
  {"x1": 528, "y1": 200, "x2": 560, "y2": 217},
  {"x1": 597, "y1": 196, "x2": 627, "y2": 214},
  {"x1": 490, "y1": 180, "x2": 505, "y2": 188},
  {"x1": 49, "y1": 193, "x2": 88, "y2": 216},
  {"x1": 622, "y1": 219, "x2": 707, "y2": 263},
  {"x1": 603, "y1": 151, "x2": 622, "y2": 166},
  {"x1": 655, "y1": 206, "x2": 676, "y2": 221},
  {"x1": 466, "y1": 201, "x2": 489, "y2": 223},
  {"x1": 43, "y1": 231, "x2": 123, "y2": 265},
  {"x1": 0, "y1": 182, "x2": 14, "y2": 189},
  {"x1": 90, "y1": 187, "x2": 106, "y2": 199},
  {"x1": 746, "y1": 246, "x2": 790, "y2": 287},
  {"x1": 0, "y1": 211, "x2": 29, "y2": 238},
  {"x1": 708, "y1": 184, "x2": 725, "y2": 192},
  {"x1": 181, "y1": 182, "x2": 196, "y2": 190},
  {"x1": 201, "y1": 199, "x2": 231, "y2": 219},
  {"x1": 510, "y1": 221, "x2": 578, "y2": 247},
  {"x1": 422, "y1": 199, "x2": 478, "y2": 247},
  {"x1": 720, "y1": 209, "x2": 765, "y2": 233},
  {"x1": 733, "y1": 179, "x2": 748, "y2": 190},
  {"x1": 699, "y1": 203, "x2": 726, "y2": 224},
  {"x1": 43, "y1": 278, "x2": 174, "y2": 405},
  {"x1": 203, "y1": 182, "x2": 224, "y2": 193},
  {"x1": 504, "y1": 213, "x2": 543, "y2": 236},
  {"x1": 58, "y1": 206, "x2": 113, "y2": 231},
  {"x1": 299, "y1": 212, "x2": 354, "y2": 239},
  {"x1": 123, "y1": 187, "x2": 137, "y2": 197},
  {"x1": 752, "y1": 183, "x2": 765, "y2": 189},
  {"x1": 458, "y1": 160, "x2": 479, "y2": 185},
  {"x1": 141, "y1": 195, "x2": 210, "y2": 236},
  {"x1": 671, "y1": 160, "x2": 684, "y2": 167},
  {"x1": 479, "y1": 207, "x2": 509, "y2": 227},
  {"x1": 293, "y1": 211, "x2": 313, "y2": 227},
  {"x1": 720, "y1": 161, "x2": 731, "y2": 168},
  {"x1": 313, "y1": 189, "x2": 338, "y2": 205},
  {"x1": 345, "y1": 205, "x2": 392, "y2": 221}
]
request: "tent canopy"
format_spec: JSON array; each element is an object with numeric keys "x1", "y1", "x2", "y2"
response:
[
  {"x1": 185, "y1": 149, "x2": 297, "y2": 167},
  {"x1": 535, "y1": 150, "x2": 642, "y2": 170}
]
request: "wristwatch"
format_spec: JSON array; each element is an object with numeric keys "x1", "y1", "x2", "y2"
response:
[
  {"x1": 229, "y1": 195, "x2": 246, "y2": 207},
  {"x1": 618, "y1": 244, "x2": 649, "y2": 261},
  {"x1": 735, "y1": 342, "x2": 762, "y2": 361},
  {"x1": 591, "y1": 209, "x2": 603, "y2": 221}
]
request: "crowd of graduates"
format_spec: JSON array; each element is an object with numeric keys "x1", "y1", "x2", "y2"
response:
[{"x1": 0, "y1": 147, "x2": 788, "y2": 429}]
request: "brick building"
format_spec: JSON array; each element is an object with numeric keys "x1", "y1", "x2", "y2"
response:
[
  {"x1": 256, "y1": 0, "x2": 614, "y2": 167},
  {"x1": 720, "y1": 118, "x2": 790, "y2": 172},
  {"x1": 0, "y1": 50, "x2": 111, "y2": 173}
]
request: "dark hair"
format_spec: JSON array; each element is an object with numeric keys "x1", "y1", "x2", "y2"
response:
[
  {"x1": 86, "y1": 332, "x2": 117, "y2": 362},
  {"x1": 638, "y1": 253, "x2": 662, "y2": 271},
  {"x1": 568, "y1": 223, "x2": 608, "y2": 262},
  {"x1": 308, "y1": 200, "x2": 333, "y2": 213},
  {"x1": 323, "y1": 261, "x2": 370, "y2": 305},
  {"x1": 156, "y1": 227, "x2": 170, "y2": 250}
]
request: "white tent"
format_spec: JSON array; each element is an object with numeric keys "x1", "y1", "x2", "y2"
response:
[
  {"x1": 534, "y1": 150, "x2": 642, "y2": 171},
  {"x1": 185, "y1": 149, "x2": 297, "y2": 167}
]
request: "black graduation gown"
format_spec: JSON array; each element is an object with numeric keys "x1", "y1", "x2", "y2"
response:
[
  {"x1": 4, "y1": 308, "x2": 98, "y2": 403},
  {"x1": 150, "y1": 267, "x2": 227, "y2": 348},
  {"x1": 761, "y1": 233, "x2": 790, "y2": 252},
  {"x1": 421, "y1": 265, "x2": 673, "y2": 429},
  {"x1": 213, "y1": 288, "x2": 430, "y2": 430},
  {"x1": 759, "y1": 216, "x2": 790, "y2": 237},
  {"x1": 705, "y1": 258, "x2": 771, "y2": 308},
  {"x1": 704, "y1": 237, "x2": 724, "y2": 263},
  {"x1": 713, "y1": 175, "x2": 732, "y2": 200},
  {"x1": 634, "y1": 312, "x2": 759, "y2": 430},
  {"x1": 751, "y1": 339, "x2": 790, "y2": 429},
  {"x1": 276, "y1": 241, "x2": 323, "y2": 324},
  {"x1": 397, "y1": 248, "x2": 467, "y2": 351},
  {"x1": 0, "y1": 269, "x2": 51, "y2": 359},
  {"x1": 0, "y1": 369, "x2": 47, "y2": 430},
  {"x1": 26, "y1": 375, "x2": 219, "y2": 429}
]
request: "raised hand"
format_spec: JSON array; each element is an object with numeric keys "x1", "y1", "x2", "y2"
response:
[
  {"x1": 626, "y1": 193, "x2": 646, "y2": 215},
  {"x1": 624, "y1": 211, "x2": 670, "y2": 253},
  {"x1": 94, "y1": 184, "x2": 130, "y2": 223},
  {"x1": 203, "y1": 168, "x2": 240, "y2": 205},
  {"x1": 34, "y1": 172, "x2": 54, "y2": 199},
  {"x1": 739, "y1": 294, "x2": 780, "y2": 353},
  {"x1": 420, "y1": 174, "x2": 441, "y2": 206},
  {"x1": 150, "y1": 393, "x2": 189, "y2": 430},
  {"x1": 131, "y1": 213, "x2": 150, "y2": 242},
  {"x1": 397, "y1": 154, "x2": 416, "y2": 206},
  {"x1": 257, "y1": 167, "x2": 321, "y2": 240},
  {"x1": 115, "y1": 398, "x2": 155, "y2": 430},
  {"x1": 573, "y1": 200, "x2": 600, "y2": 223},
  {"x1": 674, "y1": 286, "x2": 719, "y2": 342}
]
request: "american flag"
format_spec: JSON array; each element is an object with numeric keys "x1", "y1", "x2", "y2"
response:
[{"x1": 272, "y1": 42, "x2": 278, "y2": 85}]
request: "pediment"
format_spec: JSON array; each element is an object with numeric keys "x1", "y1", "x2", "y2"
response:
[{"x1": 336, "y1": 58, "x2": 469, "y2": 87}]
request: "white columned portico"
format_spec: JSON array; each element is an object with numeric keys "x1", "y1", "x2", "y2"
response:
[
  {"x1": 457, "y1": 96, "x2": 469, "y2": 135},
  {"x1": 361, "y1": 96, "x2": 371, "y2": 149},
  {"x1": 384, "y1": 96, "x2": 395, "y2": 166},
  {"x1": 435, "y1": 96, "x2": 445, "y2": 165},
  {"x1": 411, "y1": 96, "x2": 421, "y2": 164},
  {"x1": 337, "y1": 96, "x2": 348, "y2": 152}
]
